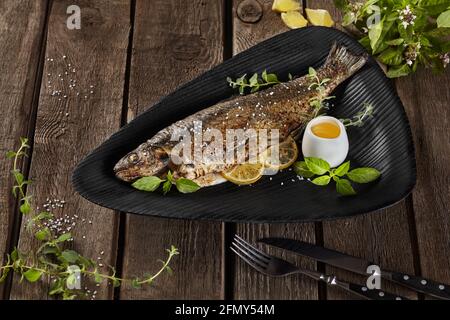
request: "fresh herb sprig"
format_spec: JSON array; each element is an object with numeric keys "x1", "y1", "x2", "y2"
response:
[
  {"x1": 340, "y1": 103, "x2": 374, "y2": 127},
  {"x1": 227, "y1": 70, "x2": 282, "y2": 94},
  {"x1": 132, "y1": 170, "x2": 200, "y2": 194},
  {"x1": 336, "y1": 0, "x2": 450, "y2": 77},
  {"x1": 0, "y1": 138, "x2": 179, "y2": 300},
  {"x1": 294, "y1": 157, "x2": 381, "y2": 196},
  {"x1": 307, "y1": 67, "x2": 336, "y2": 117},
  {"x1": 6, "y1": 137, "x2": 32, "y2": 215}
]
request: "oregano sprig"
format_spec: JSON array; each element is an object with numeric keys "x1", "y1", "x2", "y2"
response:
[
  {"x1": 306, "y1": 67, "x2": 336, "y2": 117},
  {"x1": 7, "y1": 137, "x2": 32, "y2": 215},
  {"x1": 340, "y1": 103, "x2": 375, "y2": 128},
  {"x1": 0, "y1": 138, "x2": 179, "y2": 300},
  {"x1": 294, "y1": 157, "x2": 381, "y2": 196},
  {"x1": 227, "y1": 70, "x2": 282, "y2": 94}
]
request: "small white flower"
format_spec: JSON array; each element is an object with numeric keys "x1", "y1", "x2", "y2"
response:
[
  {"x1": 402, "y1": 21, "x2": 409, "y2": 29},
  {"x1": 406, "y1": 59, "x2": 413, "y2": 66}
]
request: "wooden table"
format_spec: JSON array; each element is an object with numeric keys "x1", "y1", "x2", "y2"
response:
[{"x1": 0, "y1": 0, "x2": 449, "y2": 300}]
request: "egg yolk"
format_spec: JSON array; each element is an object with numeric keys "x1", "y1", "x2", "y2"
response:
[{"x1": 311, "y1": 122, "x2": 340, "y2": 139}]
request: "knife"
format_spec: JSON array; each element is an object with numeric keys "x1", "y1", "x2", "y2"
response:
[{"x1": 259, "y1": 237, "x2": 450, "y2": 300}]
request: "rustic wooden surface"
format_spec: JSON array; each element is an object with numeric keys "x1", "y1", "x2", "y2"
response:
[
  {"x1": 0, "y1": 0, "x2": 49, "y2": 299},
  {"x1": 118, "y1": 0, "x2": 224, "y2": 300},
  {"x1": 309, "y1": 0, "x2": 418, "y2": 300},
  {"x1": 0, "y1": 0, "x2": 449, "y2": 300}
]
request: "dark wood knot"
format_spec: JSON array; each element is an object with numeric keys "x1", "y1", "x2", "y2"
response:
[{"x1": 236, "y1": 0, "x2": 263, "y2": 24}]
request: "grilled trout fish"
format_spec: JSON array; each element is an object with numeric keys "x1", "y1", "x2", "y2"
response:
[{"x1": 114, "y1": 44, "x2": 367, "y2": 187}]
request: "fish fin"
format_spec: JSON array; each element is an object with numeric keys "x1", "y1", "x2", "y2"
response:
[{"x1": 324, "y1": 42, "x2": 368, "y2": 77}]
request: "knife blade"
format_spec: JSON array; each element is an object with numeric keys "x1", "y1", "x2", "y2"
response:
[{"x1": 259, "y1": 237, "x2": 450, "y2": 300}]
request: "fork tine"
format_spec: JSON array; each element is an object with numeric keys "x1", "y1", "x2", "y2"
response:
[
  {"x1": 230, "y1": 247, "x2": 266, "y2": 274},
  {"x1": 231, "y1": 242, "x2": 268, "y2": 269},
  {"x1": 234, "y1": 235, "x2": 270, "y2": 261}
]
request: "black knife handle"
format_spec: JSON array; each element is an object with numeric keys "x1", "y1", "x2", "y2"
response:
[
  {"x1": 346, "y1": 283, "x2": 407, "y2": 300},
  {"x1": 312, "y1": 273, "x2": 408, "y2": 300},
  {"x1": 387, "y1": 271, "x2": 450, "y2": 300}
]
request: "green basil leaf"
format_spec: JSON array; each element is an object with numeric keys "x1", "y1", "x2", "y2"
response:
[
  {"x1": 175, "y1": 178, "x2": 200, "y2": 193},
  {"x1": 377, "y1": 47, "x2": 404, "y2": 66},
  {"x1": 56, "y1": 233, "x2": 72, "y2": 243},
  {"x1": 305, "y1": 157, "x2": 330, "y2": 175},
  {"x1": 163, "y1": 180, "x2": 172, "y2": 195},
  {"x1": 385, "y1": 38, "x2": 404, "y2": 46},
  {"x1": 261, "y1": 70, "x2": 268, "y2": 82},
  {"x1": 132, "y1": 176, "x2": 164, "y2": 192},
  {"x1": 334, "y1": 161, "x2": 350, "y2": 177},
  {"x1": 437, "y1": 10, "x2": 450, "y2": 28},
  {"x1": 20, "y1": 200, "x2": 31, "y2": 215},
  {"x1": 35, "y1": 228, "x2": 51, "y2": 241},
  {"x1": 368, "y1": 18, "x2": 383, "y2": 52},
  {"x1": 346, "y1": 167, "x2": 381, "y2": 183},
  {"x1": 249, "y1": 73, "x2": 258, "y2": 86},
  {"x1": 61, "y1": 250, "x2": 79, "y2": 263},
  {"x1": 293, "y1": 161, "x2": 315, "y2": 178},
  {"x1": 386, "y1": 64, "x2": 411, "y2": 78},
  {"x1": 336, "y1": 179, "x2": 357, "y2": 196},
  {"x1": 311, "y1": 175, "x2": 331, "y2": 186},
  {"x1": 265, "y1": 73, "x2": 279, "y2": 83},
  {"x1": 23, "y1": 269, "x2": 43, "y2": 282},
  {"x1": 6, "y1": 151, "x2": 16, "y2": 159},
  {"x1": 421, "y1": 0, "x2": 450, "y2": 15}
]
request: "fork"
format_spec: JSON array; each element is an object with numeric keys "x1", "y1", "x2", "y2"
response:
[{"x1": 231, "y1": 235, "x2": 408, "y2": 300}]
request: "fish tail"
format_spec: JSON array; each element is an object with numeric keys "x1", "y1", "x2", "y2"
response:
[{"x1": 323, "y1": 42, "x2": 368, "y2": 77}]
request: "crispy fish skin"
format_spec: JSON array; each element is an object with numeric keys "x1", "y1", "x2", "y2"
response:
[{"x1": 114, "y1": 44, "x2": 368, "y2": 186}]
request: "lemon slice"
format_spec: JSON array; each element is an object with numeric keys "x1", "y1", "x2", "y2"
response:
[
  {"x1": 281, "y1": 11, "x2": 308, "y2": 29},
  {"x1": 263, "y1": 136, "x2": 298, "y2": 170},
  {"x1": 272, "y1": 0, "x2": 301, "y2": 13},
  {"x1": 222, "y1": 163, "x2": 265, "y2": 185},
  {"x1": 305, "y1": 8, "x2": 334, "y2": 27}
]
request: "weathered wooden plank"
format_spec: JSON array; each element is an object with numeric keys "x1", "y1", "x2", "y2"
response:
[
  {"x1": 10, "y1": 0, "x2": 130, "y2": 299},
  {"x1": 0, "y1": 0, "x2": 48, "y2": 299},
  {"x1": 396, "y1": 68, "x2": 450, "y2": 296},
  {"x1": 232, "y1": 0, "x2": 318, "y2": 300},
  {"x1": 118, "y1": 0, "x2": 224, "y2": 299},
  {"x1": 307, "y1": 0, "x2": 417, "y2": 299}
]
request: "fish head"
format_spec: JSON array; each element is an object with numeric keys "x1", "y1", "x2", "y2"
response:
[{"x1": 114, "y1": 144, "x2": 170, "y2": 182}]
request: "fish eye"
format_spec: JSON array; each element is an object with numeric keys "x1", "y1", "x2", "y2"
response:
[{"x1": 127, "y1": 153, "x2": 139, "y2": 164}]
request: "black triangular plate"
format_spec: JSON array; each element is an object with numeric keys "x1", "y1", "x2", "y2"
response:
[{"x1": 72, "y1": 27, "x2": 416, "y2": 223}]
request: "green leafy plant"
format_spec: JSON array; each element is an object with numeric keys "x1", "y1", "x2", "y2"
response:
[
  {"x1": 336, "y1": 0, "x2": 450, "y2": 77},
  {"x1": 340, "y1": 102, "x2": 375, "y2": 127},
  {"x1": 0, "y1": 138, "x2": 179, "y2": 299},
  {"x1": 132, "y1": 170, "x2": 200, "y2": 194},
  {"x1": 227, "y1": 70, "x2": 282, "y2": 94},
  {"x1": 306, "y1": 67, "x2": 336, "y2": 116},
  {"x1": 293, "y1": 157, "x2": 381, "y2": 195}
]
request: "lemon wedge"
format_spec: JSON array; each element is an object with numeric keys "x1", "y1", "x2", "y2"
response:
[
  {"x1": 263, "y1": 136, "x2": 299, "y2": 170},
  {"x1": 305, "y1": 8, "x2": 335, "y2": 27},
  {"x1": 222, "y1": 163, "x2": 265, "y2": 185},
  {"x1": 272, "y1": 0, "x2": 301, "y2": 13},
  {"x1": 281, "y1": 11, "x2": 308, "y2": 29}
]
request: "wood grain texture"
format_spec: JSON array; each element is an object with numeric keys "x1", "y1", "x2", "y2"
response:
[
  {"x1": 0, "y1": 0, "x2": 48, "y2": 298},
  {"x1": 307, "y1": 0, "x2": 417, "y2": 300},
  {"x1": 9, "y1": 0, "x2": 130, "y2": 299},
  {"x1": 232, "y1": 0, "x2": 318, "y2": 300},
  {"x1": 396, "y1": 68, "x2": 450, "y2": 294},
  {"x1": 118, "y1": 0, "x2": 224, "y2": 300}
]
